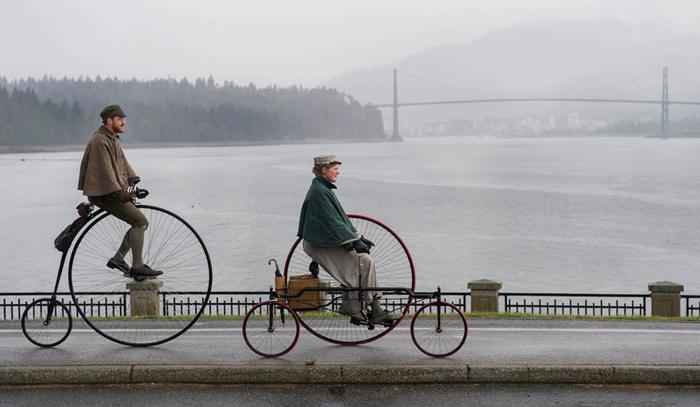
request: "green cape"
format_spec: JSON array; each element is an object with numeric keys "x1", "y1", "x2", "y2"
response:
[{"x1": 297, "y1": 176, "x2": 358, "y2": 247}]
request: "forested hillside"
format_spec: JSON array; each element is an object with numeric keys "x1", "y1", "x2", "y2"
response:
[{"x1": 0, "y1": 76, "x2": 386, "y2": 146}]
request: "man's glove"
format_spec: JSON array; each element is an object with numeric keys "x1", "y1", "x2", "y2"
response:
[
  {"x1": 352, "y1": 238, "x2": 370, "y2": 254},
  {"x1": 128, "y1": 176, "x2": 141, "y2": 186},
  {"x1": 112, "y1": 189, "x2": 134, "y2": 203},
  {"x1": 359, "y1": 236, "x2": 375, "y2": 250}
]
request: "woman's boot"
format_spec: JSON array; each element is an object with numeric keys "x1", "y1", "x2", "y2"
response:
[
  {"x1": 338, "y1": 292, "x2": 364, "y2": 323},
  {"x1": 370, "y1": 297, "x2": 401, "y2": 325}
]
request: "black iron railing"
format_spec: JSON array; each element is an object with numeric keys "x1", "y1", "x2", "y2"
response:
[
  {"x1": 685, "y1": 295, "x2": 700, "y2": 317},
  {"x1": 502, "y1": 293, "x2": 649, "y2": 317},
  {"x1": 175, "y1": 291, "x2": 268, "y2": 317},
  {"x1": 3, "y1": 291, "x2": 699, "y2": 321}
]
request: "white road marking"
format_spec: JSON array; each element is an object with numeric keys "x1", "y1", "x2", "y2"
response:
[{"x1": 4, "y1": 327, "x2": 700, "y2": 334}]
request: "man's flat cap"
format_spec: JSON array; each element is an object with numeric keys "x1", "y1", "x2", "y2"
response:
[{"x1": 100, "y1": 105, "x2": 126, "y2": 120}]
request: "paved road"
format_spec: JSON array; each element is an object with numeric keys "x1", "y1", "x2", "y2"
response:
[
  {"x1": 2, "y1": 383, "x2": 700, "y2": 407},
  {"x1": 2, "y1": 318, "x2": 700, "y2": 366}
]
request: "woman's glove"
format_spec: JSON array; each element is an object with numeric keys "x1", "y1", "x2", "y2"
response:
[
  {"x1": 359, "y1": 236, "x2": 375, "y2": 250},
  {"x1": 352, "y1": 238, "x2": 370, "y2": 254}
]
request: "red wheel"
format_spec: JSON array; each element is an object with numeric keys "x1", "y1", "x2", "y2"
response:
[
  {"x1": 285, "y1": 214, "x2": 416, "y2": 345},
  {"x1": 242, "y1": 301, "x2": 300, "y2": 358},
  {"x1": 410, "y1": 301, "x2": 467, "y2": 358}
]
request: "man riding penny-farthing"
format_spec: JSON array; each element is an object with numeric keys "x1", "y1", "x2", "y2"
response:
[{"x1": 21, "y1": 105, "x2": 212, "y2": 348}]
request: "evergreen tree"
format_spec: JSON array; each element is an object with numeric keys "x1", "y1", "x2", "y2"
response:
[{"x1": 0, "y1": 76, "x2": 387, "y2": 146}]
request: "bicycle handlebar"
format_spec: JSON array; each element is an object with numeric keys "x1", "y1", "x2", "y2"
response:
[{"x1": 127, "y1": 186, "x2": 149, "y2": 200}]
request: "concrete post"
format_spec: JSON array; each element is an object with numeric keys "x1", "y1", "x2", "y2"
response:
[
  {"x1": 126, "y1": 279, "x2": 163, "y2": 317},
  {"x1": 648, "y1": 281, "x2": 683, "y2": 317},
  {"x1": 468, "y1": 279, "x2": 502, "y2": 313}
]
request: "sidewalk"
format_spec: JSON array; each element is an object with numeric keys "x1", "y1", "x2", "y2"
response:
[{"x1": 3, "y1": 318, "x2": 700, "y2": 385}]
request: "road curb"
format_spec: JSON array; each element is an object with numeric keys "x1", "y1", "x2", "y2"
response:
[{"x1": 2, "y1": 364, "x2": 700, "y2": 385}]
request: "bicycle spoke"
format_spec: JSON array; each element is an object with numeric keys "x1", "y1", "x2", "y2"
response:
[
  {"x1": 22, "y1": 298, "x2": 72, "y2": 348},
  {"x1": 69, "y1": 205, "x2": 212, "y2": 347},
  {"x1": 410, "y1": 302, "x2": 467, "y2": 357},
  {"x1": 285, "y1": 214, "x2": 415, "y2": 345},
  {"x1": 243, "y1": 301, "x2": 299, "y2": 358}
]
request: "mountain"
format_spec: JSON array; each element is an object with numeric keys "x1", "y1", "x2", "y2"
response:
[{"x1": 326, "y1": 20, "x2": 700, "y2": 128}]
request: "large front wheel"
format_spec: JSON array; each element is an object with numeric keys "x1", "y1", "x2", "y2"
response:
[
  {"x1": 68, "y1": 204, "x2": 212, "y2": 347},
  {"x1": 285, "y1": 214, "x2": 416, "y2": 345}
]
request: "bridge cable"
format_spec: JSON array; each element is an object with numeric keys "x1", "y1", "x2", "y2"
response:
[
  {"x1": 577, "y1": 68, "x2": 663, "y2": 96},
  {"x1": 396, "y1": 69, "x2": 664, "y2": 100},
  {"x1": 672, "y1": 69, "x2": 700, "y2": 90},
  {"x1": 340, "y1": 72, "x2": 393, "y2": 92},
  {"x1": 396, "y1": 69, "x2": 509, "y2": 98}
]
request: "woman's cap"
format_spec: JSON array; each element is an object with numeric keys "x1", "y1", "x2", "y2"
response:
[{"x1": 314, "y1": 155, "x2": 342, "y2": 165}]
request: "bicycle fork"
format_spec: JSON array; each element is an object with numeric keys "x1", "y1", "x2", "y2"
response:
[
  {"x1": 44, "y1": 250, "x2": 69, "y2": 326},
  {"x1": 435, "y1": 286, "x2": 443, "y2": 333}
]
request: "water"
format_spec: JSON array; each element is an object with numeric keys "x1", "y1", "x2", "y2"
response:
[{"x1": 2, "y1": 136, "x2": 700, "y2": 293}]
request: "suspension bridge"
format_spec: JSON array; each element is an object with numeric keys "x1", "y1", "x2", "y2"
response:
[{"x1": 362, "y1": 68, "x2": 700, "y2": 141}]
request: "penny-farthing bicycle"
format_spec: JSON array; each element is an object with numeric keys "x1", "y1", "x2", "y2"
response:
[
  {"x1": 242, "y1": 214, "x2": 468, "y2": 358},
  {"x1": 21, "y1": 189, "x2": 213, "y2": 347}
]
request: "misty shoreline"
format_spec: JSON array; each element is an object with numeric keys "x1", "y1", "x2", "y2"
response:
[
  {"x1": 0, "y1": 137, "x2": 391, "y2": 155},
  {"x1": 3, "y1": 133, "x2": 699, "y2": 156}
]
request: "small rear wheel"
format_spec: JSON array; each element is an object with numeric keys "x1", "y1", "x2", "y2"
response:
[
  {"x1": 243, "y1": 301, "x2": 300, "y2": 358},
  {"x1": 410, "y1": 301, "x2": 467, "y2": 357},
  {"x1": 21, "y1": 298, "x2": 73, "y2": 348}
]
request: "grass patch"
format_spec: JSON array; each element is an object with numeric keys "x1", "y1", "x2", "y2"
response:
[
  {"x1": 10, "y1": 310, "x2": 700, "y2": 323},
  {"x1": 465, "y1": 311, "x2": 700, "y2": 322},
  {"x1": 78, "y1": 311, "x2": 700, "y2": 323},
  {"x1": 242, "y1": 309, "x2": 347, "y2": 320},
  {"x1": 83, "y1": 315, "x2": 199, "y2": 322},
  {"x1": 198, "y1": 314, "x2": 246, "y2": 321}
]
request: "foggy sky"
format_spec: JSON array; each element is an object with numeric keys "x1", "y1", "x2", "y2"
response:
[{"x1": 1, "y1": 0, "x2": 699, "y2": 87}]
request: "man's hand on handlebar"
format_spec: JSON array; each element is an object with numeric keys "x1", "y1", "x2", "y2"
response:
[{"x1": 112, "y1": 186, "x2": 149, "y2": 203}]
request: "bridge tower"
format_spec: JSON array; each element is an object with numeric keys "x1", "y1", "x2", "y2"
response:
[
  {"x1": 660, "y1": 67, "x2": 669, "y2": 137},
  {"x1": 391, "y1": 68, "x2": 403, "y2": 142}
]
